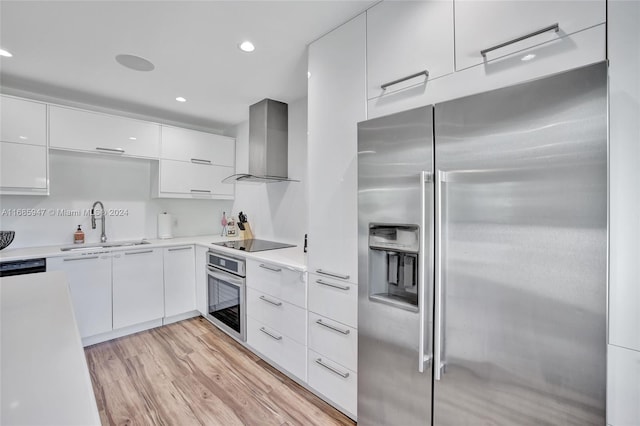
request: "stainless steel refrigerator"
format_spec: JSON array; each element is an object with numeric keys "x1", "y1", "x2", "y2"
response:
[{"x1": 357, "y1": 62, "x2": 607, "y2": 426}]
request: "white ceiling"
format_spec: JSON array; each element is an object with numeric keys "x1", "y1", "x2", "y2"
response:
[{"x1": 0, "y1": 1, "x2": 374, "y2": 131}]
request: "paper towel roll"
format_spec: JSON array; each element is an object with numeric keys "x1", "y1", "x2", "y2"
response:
[{"x1": 158, "y1": 213, "x2": 173, "y2": 239}]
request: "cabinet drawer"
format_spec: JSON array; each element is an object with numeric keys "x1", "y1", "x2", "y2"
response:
[
  {"x1": 158, "y1": 159, "x2": 234, "y2": 198},
  {"x1": 49, "y1": 105, "x2": 160, "y2": 158},
  {"x1": 161, "y1": 126, "x2": 235, "y2": 166},
  {"x1": 247, "y1": 288, "x2": 306, "y2": 344},
  {"x1": 308, "y1": 312, "x2": 357, "y2": 372},
  {"x1": 247, "y1": 316, "x2": 306, "y2": 381},
  {"x1": 455, "y1": 0, "x2": 605, "y2": 71},
  {"x1": 308, "y1": 349, "x2": 357, "y2": 416},
  {"x1": 308, "y1": 273, "x2": 357, "y2": 328},
  {"x1": 1, "y1": 96, "x2": 47, "y2": 146},
  {"x1": 246, "y1": 260, "x2": 306, "y2": 308}
]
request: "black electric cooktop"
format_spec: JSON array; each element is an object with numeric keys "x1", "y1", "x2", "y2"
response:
[{"x1": 211, "y1": 239, "x2": 295, "y2": 252}]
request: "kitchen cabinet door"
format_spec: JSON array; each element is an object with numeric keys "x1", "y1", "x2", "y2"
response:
[
  {"x1": 0, "y1": 95, "x2": 47, "y2": 146},
  {"x1": 367, "y1": 0, "x2": 454, "y2": 100},
  {"x1": 307, "y1": 13, "x2": 365, "y2": 285},
  {"x1": 161, "y1": 126, "x2": 235, "y2": 166},
  {"x1": 47, "y1": 254, "x2": 113, "y2": 339},
  {"x1": 49, "y1": 105, "x2": 160, "y2": 159},
  {"x1": 0, "y1": 142, "x2": 48, "y2": 194},
  {"x1": 112, "y1": 248, "x2": 164, "y2": 329},
  {"x1": 455, "y1": 0, "x2": 605, "y2": 71},
  {"x1": 156, "y1": 159, "x2": 235, "y2": 199},
  {"x1": 608, "y1": 344, "x2": 640, "y2": 426},
  {"x1": 163, "y1": 245, "x2": 196, "y2": 317}
]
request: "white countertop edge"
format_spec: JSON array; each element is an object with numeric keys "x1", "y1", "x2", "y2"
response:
[
  {"x1": 1, "y1": 271, "x2": 101, "y2": 426},
  {"x1": 0, "y1": 235, "x2": 308, "y2": 272}
]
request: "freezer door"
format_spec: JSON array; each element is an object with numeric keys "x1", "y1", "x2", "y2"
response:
[
  {"x1": 433, "y1": 62, "x2": 607, "y2": 425},
  {"x1": 357, "y1": 106, "x2": 434, "y2": 425}
]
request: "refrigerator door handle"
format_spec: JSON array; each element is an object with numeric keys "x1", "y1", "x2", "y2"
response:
[
  {"x1": 434, "y1": 170, "x2": 445, "y2": 380},
  {"x1": 418, "y1": 171, "x2": 432, "y2": 373}
]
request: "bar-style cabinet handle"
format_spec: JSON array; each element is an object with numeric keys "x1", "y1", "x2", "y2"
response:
[
  {"x1": 259, "y1": 264, "x2": 282, "y2": 273},
  {"x1": 190, "y1": 189, "x2": 212, "y2": 193},
  {"x1": 259, "y1": 327, "x2": 282, "y2": 341},
  {"x1": 63, "y1": 255, "x2": 99, "y2": 262},
  {"x1": 190, "y1": 158, "x2": 212, "y2": 165},
  {"x1": 168, "y1": 246, "x2": 193, "y2": 252},
  {"x1": 96, "y1": 147, "x2": 125, "y2": 154},
  {"x1": 316, "y1": 319, "x2": 350, "y2": 335},
  {"x1": 259, "y1": 295, "x2": 283, "y2": 307},
  {"x1": 381, "y1": 70, "x2": 429, "y2": 90},
  {"x1": 125, "y1": 250, "x2": 153, "y2": 256},
  {"x1": 480, "y1": 23, "x2": 560, "y2": 57},
  {"x1": 316, "y1": 269, "x2": 350, "y2": 280},
  {"x1": 316, "y1": 279, "x2": 350, "y2": 291},
  {"x1": 315, "y1": 358, "x2": 350, "y2": 378}
]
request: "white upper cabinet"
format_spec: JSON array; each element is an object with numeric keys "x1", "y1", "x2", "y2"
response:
[
  {"x1": 454, "y1": 0, "x2": 606, "y2": 71},
  {"x1": 308, "y1": 13, "x2": 366, "y2": 285},
  {"x1": 0, "y1": 142, "x2": 48, "y2": 191},
  {"x1": 366, "y1": 0, "x2": 454, "y2": 99},
  {"x1": 49, "y1": 105, "x2": 160, "y2": 159},
  {"x1": 161, "y1": 126, "x2": 234, "y2": 166},
  {"x1": 0, "y1": 96, "x2": 47, "y2": 146},
  {"x1": 155, "y1": 160, "x2": 234, "y2": 199}
]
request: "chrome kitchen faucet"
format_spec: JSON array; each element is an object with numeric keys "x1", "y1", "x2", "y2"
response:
[{"x1": 91, "y1": 201, "x2": 107, "y2": 243}]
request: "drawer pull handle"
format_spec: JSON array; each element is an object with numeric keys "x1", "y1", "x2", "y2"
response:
[
  {"x1": 259, "y1": 264, "x2": 282, "y2": 273},
  {"x1": 316, "y1": 319, "x2": 350, "y2": 335},
  {"x1": 480, "y1": 23, "x2": 560, "y2": 57},
  {"x1": 380, "y1": 70, "x2": 429, "y2": 90},
  {"x1": 259, "y1": 295, "x2": 282, "y2": 307},
  {"x1": 190, "y1": 158, "x2": 212, "y2": 165},
  {"x1": 316, "y1": 269, "x2": 350, "y2": 280},
  {"x1": 124, "y1": 250, "x2": 153, "y2": 256},
  {"x1": 315, "y1": 358, "x2": 350, "y2": 378},
  {"x1": 96, "y1": 147, "x2": 125, "y2": 154},
  {"x1": 259, "y1": 327, "x2": 282, "y2": 341},
  {"x1": 316, "y1": 279, "x2": 350, "y2": 291},
  {"x1": 168, "y1": 246, "x2": 192, "y2": 252},
  {"x1": 63, "y1": 255, "x2": 99, "y2": 262},
  {"x1": 190, "y1": 189, "x2": 212, "y2": 193}
]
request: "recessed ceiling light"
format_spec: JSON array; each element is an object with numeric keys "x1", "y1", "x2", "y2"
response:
[
  {"x1": 19, "y1": 136, "x2": 28, "y2": 140},
  {"x1": 307, "y1": 71, "x2": 311, "y2": 79},
  {"x1": 239, "y1": 41, "x2": 255, "y2": 53},
  {"x1": 521, "y1": 53, "x2": 536, "y2": 62},
  {"x1": 129, "y1": 136, "x2": 137, "y2": 140},
  {"x1": 115, "y1": 54, "x2": 155, "y2": 71},
  {"x1": 176, "y1": 97, "x2": 187, "y2": 102},
  {"x1": 0, "y1": 48, "x2": 13, "y2": 57}
]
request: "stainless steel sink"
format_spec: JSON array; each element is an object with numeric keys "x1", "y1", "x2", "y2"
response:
[{"x1": 60, "y1": 240, "x2": 150, "y2": 251}]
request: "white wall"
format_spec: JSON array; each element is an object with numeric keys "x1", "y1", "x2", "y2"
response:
[
  {"x1": 226, "y1": 97, "x2": 308, "y2": 247},
  {"x1": 0, "y1": 150, "x2": 232, "y2": 248}
]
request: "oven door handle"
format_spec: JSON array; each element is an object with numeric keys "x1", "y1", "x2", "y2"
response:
[{"x1": 207, "y1": 266, "x2": 245, "y2": 287}]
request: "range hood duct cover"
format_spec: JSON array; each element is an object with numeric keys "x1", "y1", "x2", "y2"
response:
[{"x1": 223, "y1": 98, "x2": 298, "y2": 183}]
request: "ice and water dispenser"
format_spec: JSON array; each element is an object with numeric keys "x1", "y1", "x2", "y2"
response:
[{"x1": 368, "y1": 224, "x2": 420, "y2": 311}]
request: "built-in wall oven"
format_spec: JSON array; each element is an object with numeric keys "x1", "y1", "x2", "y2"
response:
[{"x1": 206, "y1": 250, "x2": 246, "y2": 342}]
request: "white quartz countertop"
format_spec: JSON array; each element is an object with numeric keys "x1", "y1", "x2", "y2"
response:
[
  {"x1": 0, "y1": 235, "x2": 307, "y2": 271},
  {"x1": 1, "y1": 271, "x2": 101, "y2": 426}
]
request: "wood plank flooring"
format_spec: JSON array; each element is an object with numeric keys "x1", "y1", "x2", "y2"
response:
[{"x1": 84, "y1": 317, "x2": 355, "y2": 426}]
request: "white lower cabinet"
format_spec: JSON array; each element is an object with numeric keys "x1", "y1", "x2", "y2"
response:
[
  {"x1": 608, "y1": 344, "x2": 640, "y2": 426},
  {"x1": 112, "y1": 248, "x2": 164, "y2": 329},
  {"x1": 308, "y1": 348, "x2": 357, "y2": 416},
  {"x1": 194, "y1": 245, "x2": 209, "y2": 316},
  {"x1": 47, "y1": 254, "x2": 113, "y2": 338},
  {"x1": 308, "y1": 312, "x2": 357, "y2": 372},
  {"x1": 247, "y1": 316, "x2": 306, "y2": 381},
  {"x1": 308, "y1": 273, "x2": 358, "y2": 329},
  {"x1": 247, "y1": 288, "x2": 306, "y2": 344},
  {"x1": 246, "y1": 259, "x2": 306, "y2": 308},
  {"x1": 163, "y1": 245, "x2": 196, "y2": 317}
]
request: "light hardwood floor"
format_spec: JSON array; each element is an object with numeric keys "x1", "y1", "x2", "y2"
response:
[{"x1": 84, "y1": 317, "x2": 355, "y2": 426}]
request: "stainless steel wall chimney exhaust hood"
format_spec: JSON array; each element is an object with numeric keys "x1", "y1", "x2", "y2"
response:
[{"x1": 223, "y1": 98, "x2": 298, "y2": 183}]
